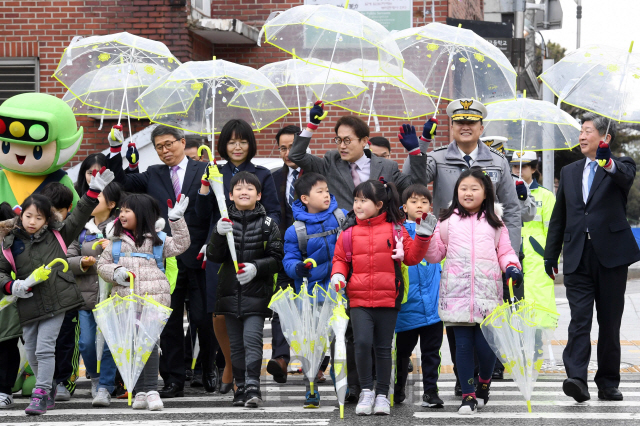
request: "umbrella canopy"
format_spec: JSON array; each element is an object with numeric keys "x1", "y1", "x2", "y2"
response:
[
  {"x1": 483, "y1": 97, "x2": 581, "y2": 151},
  {"x1": 330, "y1": 59, "x2": 437, "y2": 121},
  {"x1": 135, "y1": 59, "x2": 289, "y2": 139},
  {"x1": 539, "y1": 43, "x2": 640, "y2": 124},
  {"x1": 260, "y1": 3, "x2": 405, "y2": 91},
  {"x1": 329, "y1": 303, "x2": 349, "y2": 418},
  {"x1": 393, "y1": 23, "x2": 517, "y2": 109}
]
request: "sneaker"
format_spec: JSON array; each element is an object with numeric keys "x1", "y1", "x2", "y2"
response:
[
  {"x1": 132, "y1": 392, "x2": 148, "y2": 409},
  {"x1": 458, "y1": 395, "x2": 478, "y2": 415},
  {"x1": 394, "y1": 384, "x2": 406, "y2": 404},
  {"x1": 422, "y1": 389, "x2": 444, "y2": 408},
  {"x1": 232, "y1": 386, "x2": 246, "y2": 406},
  {"x1": 345, "y1": 386, "x2": 360, "y2": 404},
  {"x1": 0, "y1": 392, "x2": 14, "y2": 409},
  {"x1": 304, "y1": 390, "x2": 320, "y2": 408},
  {"x1": 146, "y1": 391, "x2": 163, "y2": 411},
  {"x1": 355, "y1": 389, "x2": 375, "y2": 416},
  {"x1": 48, "y1": 384, "x2": 57, "y2": 409},
  {"x1": 373, "y1": 394, "x2": 390, "y2": 415},
  {"x1": 91, "y1": 378, "x2": 100, "y2": 399},
  {"x1": 244, "y1": 385, "x2": 262, "y2": 408},
  {"x1": 92, "y1": 388, "x2": 111, "y2": 407},
  {"x1": 25, "y1": 388, "x2": 48, "y2": 415},
  {"x1": 476, "y1": 382, "x2": 491, "y2": 408},
  {"x1": 55, "y1": 382, "x2": 70, "y2": 402}
]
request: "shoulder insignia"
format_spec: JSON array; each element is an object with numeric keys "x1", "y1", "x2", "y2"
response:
[
  {"x1": 433, "y1": 146, "x2": 448, "y2": 152},
  {"x1": 489, "y1": 147, "x2": 505, "y2": 158}
]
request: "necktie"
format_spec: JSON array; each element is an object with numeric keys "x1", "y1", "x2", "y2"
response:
[
  {"x1": 463, "y1": 155, "x2": 472, "y2": 167},
  {"x1": 170, "y1": 165, "x2": 181, "y2": 199},
  {"x1": 587, "y1": 161, "x2": 597, "y2": 193},
  {"x1": 288, "y1": 169, "x2": 299, "y2": 206},
  {"x1": 232, "y1": 166, "x2": 240, "y2": 176},
  {"x1": 350, "y1": 163, "x2": 361, "y2": 186}
]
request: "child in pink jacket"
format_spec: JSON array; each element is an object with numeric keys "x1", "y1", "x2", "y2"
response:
[{"x1": 424, "y1": 168, "x2": 522, "y2": 415}]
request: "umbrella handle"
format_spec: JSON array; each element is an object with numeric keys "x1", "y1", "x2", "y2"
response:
[
  {"x1": 507, "y1": 278, "x2": 515, "y2": 301},
  {"x1": 198, "y1": 145, "x2": 214, "y2": 162},
  {"x1": 46, "y1": 258, "x2": 69, "y2": 273},
  {"x1": 92, "y1": 240, "x2": 104, "y2": 251},
  {"x1": 127, "y1": 271, "x2": 135, "y2": 292},
  {"x1": 303, "y1": 258, "x2": 317, "y2": 268}
]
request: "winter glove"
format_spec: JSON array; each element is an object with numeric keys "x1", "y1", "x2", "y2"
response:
[
  {"x1": 295, "y1": 261, "x2": 314, "y2": 278},
  {"x1": 505, "y1": 264, "x2": 523, "y2": 288},
  {"x1": 415, "y1": 212, "x2": 437, "y2": 238},
  {"x1": 515, "y1": 180, "x2": 528, "y2": 201},
  {"x1": 201, "y1": 163, "x2": 215, "y2": 187},
  {"x1": 108, "y1": 125, "x2": 124, "y2": 153},
  {"x1": 331, "y1": 273, "x2": 346, "y2": 293},
  {"x1": 167, "y1": 194, "x2": 188, "y2": 221},
  {"x1": 398, "y1": 124, "x2": 420, "y2": 155},
  {"x1": 421, "y1": 117, "x2": 438, "y2": 141},
  {"x1": 9, "y1": 280, "x2": 33, "y2": 299},
  {"x1": 196, "y1": 244, "x2": 207, "y2": 269},
  {"x1": 113, "y1": 267, "x2": 135, "y2": 286},
  {"x1": 216, "y1": 217, "x2": 234, "y2": 235},
  {"x1": 544, "y1": 258, "x2": 558, "y2": 280},
  {"x1": 237, "y1": 263, "x2": 257, "y2": 285},
  {"x1": 596, "y1": 141, "x2": 612, "y2": 168},
  {"x1": 125, "y1": 142, "x2": 139, "y2": 170},
  {"x1": 391, "y1": 236, "x2": 404, "y2": 262},
  {"x1": 308, "y1": 100, "x2": 328, "y2": 130},
  {"x1": 87, "y1": 167, "x2": 115, "y2": 199}
]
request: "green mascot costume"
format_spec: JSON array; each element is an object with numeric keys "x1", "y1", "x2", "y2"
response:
[{"x1": 0, "y1": 93, "x2": 83, "y2": 398}]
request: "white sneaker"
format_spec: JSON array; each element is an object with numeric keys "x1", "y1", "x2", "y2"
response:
[
  {"x1": 132, "y1": 392, "x2": 147, "y2": 409},
  {"x1": 355, "y1": 389, "x2": 375, "y2": 416},
  {"x1": 92, "y1": 388, "x2": 111, "y2": 407},
  {"x1": 146, "y1": 391, "x2": 163, "y2": 411},
  {"x1": 0, "y1": 393, "x2": 14, "y2": 409},
  {"x1": 91, "y1": 378, "x2": 100, "y2": 399},
  {"x1": 55, "y1": 382, "x2": 71, "y2": 401},
  {"x1": 373, "y1": 394, "x2": 390, "y2": 415}
]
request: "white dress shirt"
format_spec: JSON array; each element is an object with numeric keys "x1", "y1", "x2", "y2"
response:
[
  {"x1": 456, "y1": 143, "x2": 478, "y2": 166},
  {"x1": 286, "y1": 166, "x2": 301, "y2": 200},
  {"x1": 169, "y1": 155, "x2": 189, "y2": 191},
  {"x1": 351, "y1": 152, "x2": 371, "y2": 182},
  {"x1": 582, "y1": 158, "x2": 616, "y2": 204}
]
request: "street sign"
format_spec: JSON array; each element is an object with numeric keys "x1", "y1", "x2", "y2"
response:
[
  {"x1": 533, "y1": 0, "x2": 563, "y2": 30},
  {"x1": 485, "y1": 37, "x2": 513, "y2": 60}
]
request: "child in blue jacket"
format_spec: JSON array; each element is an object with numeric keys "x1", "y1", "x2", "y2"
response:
[
  {"x1": 395, "y1": 184, "x2": 444, "y2": 408},
  {"x1": 282, "y1": 172, "x2": 347, "y2": 408}
]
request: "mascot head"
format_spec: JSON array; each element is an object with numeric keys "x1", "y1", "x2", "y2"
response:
[{"x1": 0, "y1": 93, "x2": 83, "y2": 176}]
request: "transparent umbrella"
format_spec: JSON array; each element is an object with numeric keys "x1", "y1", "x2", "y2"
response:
[{"x1": 329, "y1": 302, "x2": 349, "y2": 418}]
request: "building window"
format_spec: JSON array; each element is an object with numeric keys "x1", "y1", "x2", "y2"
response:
[
  {"x1": 192, "y1": 0, "x2": 210, "y2": 17},
  {"x1": 0, "y1": 58, "x2": 39, "y2": 105}
]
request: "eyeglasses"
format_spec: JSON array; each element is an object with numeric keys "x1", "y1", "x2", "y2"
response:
[
  {"x1": 154, "y1": 139, "x2": 180, "y2": 151},
  {"x1": 229, "y1": 140, "x2": 249, "y2": 148},
  {"x1": 334, "y1": 136, "x2": 360, "y2": 146},
  {"x1": 278, "y1": 146, "x2": 290, "y2": 153}
]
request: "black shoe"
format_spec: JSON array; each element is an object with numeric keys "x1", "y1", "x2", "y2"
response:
[
  {"x1": 191, "y1": 374, "x2": 203, "y2": 387},
  {"x1": 203, "y1": 368, "x2": 219, "y2": 393},
  {"x1": 266, "y1": 357, "x2": 288, "y2": 384},
  {"x1": 345, "y1": 387, "x2": 360, "y2": 404},
  {"x1": 158, "y1": 383, "x2": 184, "y2": 398},
  {"x1": 394, "y1": 384, "x2": 406, "y2": 404},
  {"x1": 492, "y1": 369, "x2": 504, "y2": 380},
  {"x1": 408, "y1": 359, "x2": 414, "y2": 373},
  {"x1": 244, "y1": 385, "x2": 262, "y2": 408},
  {"x1": 598, "y1": 387, "x2": 623, "y2": 401},
  {"x1": 476, "y1": 382, "x2": 491, "y2": 408},
  {"x1": 422, "y1": 389, "x2": 444, "y2": 408},
  {"x1": 219, "y1": 382, "x2": 234, "y2": 394},
  {"x1": 454, "y1": 380, "x2": 462, "y2": 397},
  {"x1": 563, "y1": 378, "x2": 590, "y2": 402},
  {"x1": 185, "y1": 369, "x2": 194, "y2": 382},
  {"x1": 232, "y1": 386, "x2": 246, "y2": 406},
  {"x1": 458, "y1": 395, "x2": 478, "y2": 415}
]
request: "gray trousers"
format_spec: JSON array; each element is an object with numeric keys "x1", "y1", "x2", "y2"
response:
[
  {"x1": 22, "y1": 313, "x2": 66, "y2": 392},
  {"x1": 225, "y1": 315, "x2": 265, "y2": 387},
  {"x1": 133, "y1": 345, "x2": 159, "y2": 393}
]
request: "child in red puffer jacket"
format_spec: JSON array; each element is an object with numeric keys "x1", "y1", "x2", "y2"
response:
[{"x1": 331, "y1": 179, "x2": 436, "y2": 416}]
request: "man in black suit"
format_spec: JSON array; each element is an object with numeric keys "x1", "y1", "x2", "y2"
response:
[
  {"x1": 106, "y1": 125, "x2": 218, "y2": 397},
  {"x1": 267, "y1": 125, "x2": 301, "y2": 383},
  {"x1": 545, "y1": 113, "x2": 640, "y2": 402}
]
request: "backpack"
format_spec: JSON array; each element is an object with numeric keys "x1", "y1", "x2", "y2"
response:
[
  {"x1": 292, "y1": 209, "x2": 346, "y2": 259},
  {"x1": 78, "y1": 229, "x2": 103, "y2": 246},
  {"x1": 2, "y1": 230, "x2": 67, "y2": 276},
  {"x1": 112, "y1": 231, "x2": 167, "y2": 273}
]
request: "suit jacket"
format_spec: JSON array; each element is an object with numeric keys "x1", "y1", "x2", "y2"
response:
[
  {"x1": 288, "y1": 134, "x2": 427, "y2": 211},
  {"x1": 271, "y1": 165, "x2": 302, "y2": 235},
  {"x1": 107, "y1": 153, "x2": 209, "y2": 270},
  {"x1": 545, "y1": 156, "x2": 640, "y2": 274}
]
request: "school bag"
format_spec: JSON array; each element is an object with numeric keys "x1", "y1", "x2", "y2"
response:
[
  {"x1": 2, "y1": 230, "x2": 67, "y2": 275},
  {"x1": 292, "y1": 209, "x2": 347, "y2": 259},
  {"x1": 111, "y1": 231, "x2": 167, "y2": 273}
]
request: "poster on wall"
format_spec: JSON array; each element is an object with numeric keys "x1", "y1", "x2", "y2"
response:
[{"x1": 303, "y1": 0, "x2": 413, "y2": 31}]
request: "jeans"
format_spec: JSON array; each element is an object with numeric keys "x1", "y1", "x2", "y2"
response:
[
  {"x1": 22, "y1": 313, "x2": 65, "y2": 392},
  {"x1": 451, "y1": 325, "x2": 495, "y2": 395},
  {"x1": 78, "y1": 310, "x2": 117, "y2": 393},
  {"x1": 133, "y1": 345, "x2": 159, "y2": 393},
  {"x1": 225, "y1": 315, "x2": 265, "y2": 387}
]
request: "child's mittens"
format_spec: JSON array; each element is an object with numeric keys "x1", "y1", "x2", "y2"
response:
[
  {"x1": 125, "y1": 143, "x2": 139, "y2": 170},
  {"x1": 216, "y1": 218, "x2": 234, "y2": 235},
  {"x1": 505, "y1": 264, "x2": 524, "y2": 288},
  {"x1": 167, "y1": 194, "x2": 189, "y2": 221},
  {"x1": 9, "y1": 280, "x2": 34, "y2": 299},
  {"x1": 331, "y1": 273, "x2": 346, "y2": 293},
  {"x1": 196, "y1": 244, "x2": 208, "y2": 269},
  {"x1": 415, "y1": 212, "x2": 437, "y2": 239},
  {"x1": 237, "y1": 263, "x2": 257, "y2": 285},
  {"x1": 114, "y1": 267, "x2": 135, "y2": 286},
  {"x1": 87, "y1": 167, "x2": 115, "y2": 198},
  {"x1": 391, "y1": 236, "x2": 404, "y2": 262},
  {"x1": 108, "y1": 125, "x2": 124, "y2": 151},
  {"x1": 295, "y1": 261, "x2": 314, "y2": 278}
]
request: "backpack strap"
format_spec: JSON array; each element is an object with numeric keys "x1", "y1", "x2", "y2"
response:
[
  {"x1": 1, "y1": 243, "x2": 16, "y2": 273},
  {"x1": 293, "y1": 220, "x2": 308, "y2": 259},
  {"x1": 112, "y1": 240, "x2": 122, "y2": 264},
  {"x1": 111, "y1": 232, "x2": 166, "y2": 272},
  {"x1": 333, "y1": 209, "x2": 346, "y2": 229},
  {"x1": 52, "y1": 230, "x2": 67, "y2": 255},
  {"x1": 78, "y1": 230, "x2": 87, "y2": 246},
  {"x1": 342, "y1": 227, "x2": 353, "y2": 263},
  {"x1": 153, "y1": 231, "x2": 166, "y2": 272}
]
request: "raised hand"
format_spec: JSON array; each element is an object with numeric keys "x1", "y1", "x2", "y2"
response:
[
  {"x1": 415, "y1": 212, "x2": 437, "y2": 238},
  {"x1": 398, "y1": 124, "x2": 420, "y2": 155},
  {"x1": 88, "y1": 166, "x2": 115, "y2": 197},
  {"x1": 308, "y1": 100, "x2": 328, "y2": 130},
  {"x1": 167, "y1": 194, "x2": 189, "y2": 221},
  {"x1": 421, "y1": 117, "x2": 438, "y2": 141},
  {"x1": 596, "y1": 141, "x2": 612, "y2": 168},
  {"x1": 515, "y1": 180, "x2": 528, "y2": 201},
  {"x1": 108, "y1": 125, "x2": 124, "y2": 149},
  {"x1": 125, "y1": 142, "x2": 139, "y2": 170}
]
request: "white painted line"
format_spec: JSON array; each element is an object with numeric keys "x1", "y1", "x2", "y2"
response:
[
  {"x1": 25, "y1": 395, "x2": 339, "y2": 404},
  {"x1": 414, "y1": 412, "x2": 640, "y2": 419},
  {"x1": 0, "y1": 406, "x2": 337, "y2": 417},
  {"x1": 18, "y1": 420, "x2": 331, "y2": 426},
  {"x1": 425, "y1": 381, "x2": 640, "y2": 388}
]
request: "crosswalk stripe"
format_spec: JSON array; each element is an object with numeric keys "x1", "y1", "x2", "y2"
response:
[
  {"x1": 0, "y1": 406, "x2": 337, "y2": 417},
  {"x1": 421, "y1": 381, "x2": 640, "y2": 389},
  {"x1": 1, "y1": 420, "x2": 331, "y2": 426},
  {"x1": 414, "y1": 412, "x2": 640, "y2": 419},
  {"x1": 412, "y1": 400, "x2": 640, "y2": 407}
]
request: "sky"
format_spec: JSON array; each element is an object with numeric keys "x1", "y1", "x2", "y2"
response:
[{"x1": 540, "y1": 0, "x2": 640, "y2": 53}]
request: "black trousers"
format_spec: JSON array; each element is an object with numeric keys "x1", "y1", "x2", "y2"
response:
[
  {"x1": 564, "y1": 238, "x2": 628, "y2": 389},
  {"x1": 271, "y1": 270, "x2": 294, "y2": 362},
  {"x1": 0, "y1": 337, "x2": 20, "y2": 394},
  {"x1": 53, "y1": 309, "x2": 80, "y2": 393},
  {"x1": 160, "y1": 260, "x2": 216, "y2": 387},
  {"x1": 396, "y1": 321, "x2": 443, "y2": 392}
]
